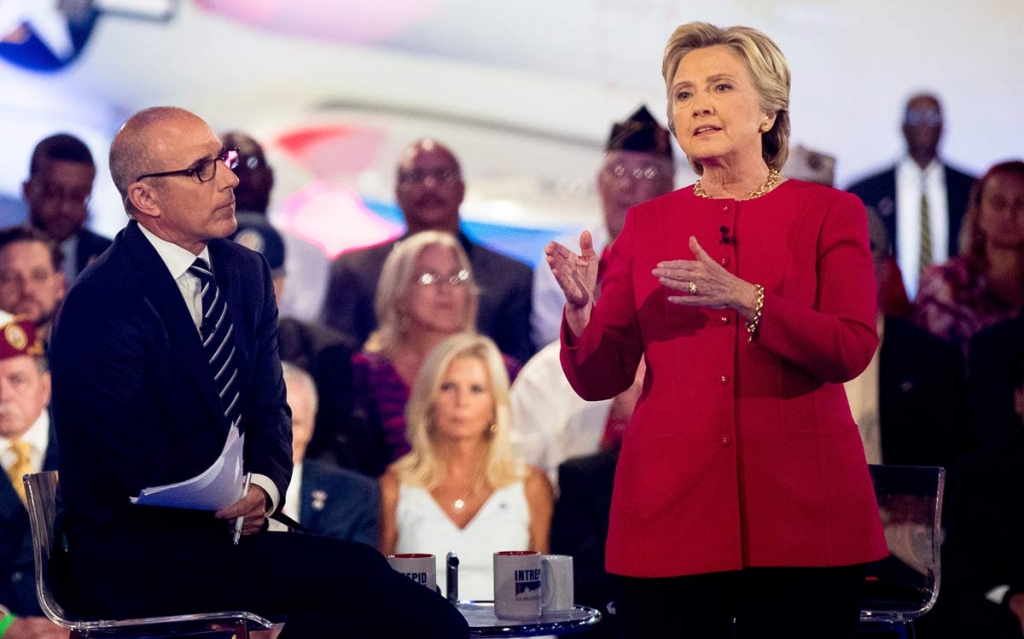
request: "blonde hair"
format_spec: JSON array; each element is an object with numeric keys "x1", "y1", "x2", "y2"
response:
[
  {"x1": 393, "y1": 332, "x2": 519, "y2": 489},
  {"x1": 662, "y1": 22, "x2": 791, "y2": 174},
  {"x1": 365, "y1": 231, "x2": 479, "y2": 357}
]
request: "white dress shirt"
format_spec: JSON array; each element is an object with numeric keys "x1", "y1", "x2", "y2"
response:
[
  {"x1": 0, "y1": 411, "x2": 50, "y2": 476},
  {"x1": 137, "y1": 224, "x2": 280, "y2": 511},
  {"x1": 896, "y1": 157, "x2": 950, "y2": 299}
]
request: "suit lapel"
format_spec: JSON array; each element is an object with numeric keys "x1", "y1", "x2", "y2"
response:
[{"x1": 120, "y1": 222, "x2": 227, "y2": 434}]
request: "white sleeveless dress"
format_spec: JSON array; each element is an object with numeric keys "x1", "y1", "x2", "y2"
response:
[{"x1": 395, "y1": 481, "x2": 531, "y2": 599}]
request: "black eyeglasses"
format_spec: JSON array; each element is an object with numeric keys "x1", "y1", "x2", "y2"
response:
[{"x1": 135, "y1": 149, "x2": 239, "y2": 183}]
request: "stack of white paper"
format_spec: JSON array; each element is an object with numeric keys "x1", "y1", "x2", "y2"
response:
[{"x1": 130, "y1": 425, "x2": 246, "y2": 511}]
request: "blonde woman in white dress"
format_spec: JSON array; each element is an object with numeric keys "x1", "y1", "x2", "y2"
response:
[{"x1": 379, "y1": 333, "x2": 553, "y2": 598}]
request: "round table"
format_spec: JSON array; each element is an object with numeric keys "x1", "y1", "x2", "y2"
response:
[{"x1": 457, "y1": 600, "x2": 602, "y2": 637}]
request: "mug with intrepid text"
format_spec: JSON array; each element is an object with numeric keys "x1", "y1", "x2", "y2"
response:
[
  {"x1": 541, "y1": 554, "x2": 574, "y2": 615},
  {"x1": 493, "y1": 550, "x2": 542, "y2": 619},
  {"x1": 388, "y1": 553, "x2": 437, "y2": 592}
]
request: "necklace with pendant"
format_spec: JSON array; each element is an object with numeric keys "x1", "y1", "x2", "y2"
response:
[{"x1": 694, "y1": 168, "x2": 781, "y2": 201}]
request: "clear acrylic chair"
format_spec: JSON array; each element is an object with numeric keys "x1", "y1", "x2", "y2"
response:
[
  {"x1": 859, "y1": 464, "x2": 946, "y2": 639},
  {"x1": 23, "y1": 471, "x2": 276, "y2": 639}
]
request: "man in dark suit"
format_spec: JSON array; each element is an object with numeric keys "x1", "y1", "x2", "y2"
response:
[
  {"x1": 22, "y1": 133, "x2": 112, "y2": 285},
  {"x1": 48, "y1": 107, "x2": 466, "y2": 638},
  {"x1": 281, "y1": 362, "x2": 378, "y2": 546},
  {"x1": 228, "y1": 175, "x2": 357, "y2": 466},
  {"x1": 846, "y1": 93, "x2": 975, "y2": 300},
  {"x1": 0, "y1": 317, "x2": 65, "y2": 638},
  {"x1": 322, "y1": 139, "x2": 535, "y2": 362}
]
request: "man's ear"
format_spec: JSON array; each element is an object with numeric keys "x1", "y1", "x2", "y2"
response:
[{"x1": 127, "y1": 181, "x2": 160, "y2": 219}]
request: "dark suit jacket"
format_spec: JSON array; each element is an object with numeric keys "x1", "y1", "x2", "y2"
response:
[
  {"x1": 73, "y1": 227, "x2": 112, "y2": 280},
  {"x1": 299, "y1": 460, "x2": 379, "y2": 548},
  {"x1": 935, "y1": 433, "x2": 1024, "y2": 639},
  {"x1": 0, "y1": 424, "x2": 58, "y2": 616},
  {"x1": 550, "y1": 448, "x2": 618, "y2": 639},
  {"x1": 322, "y1": 230, "x2": 535, "y2": 362},
  {"x1": 879, "y1": 316, "x2": 968, "y2": 471},
  {"x1": 847, "y1": 163, "x2": 975, "y2": 259},
  {"x1": 49, "y1": 220, "x2": 291, "y2": 613},
  {"x1": 277, "y1": 318, "x2": 356, "y2": 464},
  {"x1": 968, "y1": 313, "x2": 1024, "y2": 454}
]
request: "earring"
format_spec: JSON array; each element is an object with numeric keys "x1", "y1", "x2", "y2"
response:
[{"x1": 488, "y1": 421, "x2": 496, "y2": 434}]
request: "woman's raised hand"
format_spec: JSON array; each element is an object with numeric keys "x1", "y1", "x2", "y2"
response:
[
  {"x1": 653, "y1": 236, "x2": 759, "y2": 321},
  {"x1": 545, "y1": 231, "x2": 600, "y2": 310}
]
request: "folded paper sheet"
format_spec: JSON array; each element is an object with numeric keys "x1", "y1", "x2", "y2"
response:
[{"x1": 130, "y1": 425, "x2": 246, "y2": 510}]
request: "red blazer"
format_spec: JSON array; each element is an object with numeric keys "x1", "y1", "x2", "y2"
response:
[{"x1": 561, "y1": 180, "x2": 888, "y2": 578}]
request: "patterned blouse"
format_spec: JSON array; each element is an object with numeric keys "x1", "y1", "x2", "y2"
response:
[
  {"x1": 351, "y1": 350, "x2": 522, "y2": 475},
  {"x1": 913, "y1": 256, "x2": 1021, "y2": 349}
]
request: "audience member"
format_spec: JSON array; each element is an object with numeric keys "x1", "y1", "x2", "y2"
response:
[
  {"x1": 0, "y1": 317, "x2": 65, "y2": 639},
  {"x1": 220, "y1": 132, "x2": 330, "y2": 323},
  {"x1": 48, "y1": 106, "x2": 466, "y2": 638},
  {"x1": 847, "y1": 93, "x2": 975, "y2": 300},
  {"x1": 783, "y1": 144, "x2": 836, "y2": 187},
  {"x1": 969, "y1": 309, "x2": 1024, "y2": 453},
  {"x1": 229, "y1": 188, "x2": 357, "y2": 466},
  {"x1": 914, "y1": 160, "x2": 1024, "y2": 347},
  {"x1": 379, "y1": 333, "x2": 553, "y2": 599},
  {"x1": 0, "y1": 227, "x2": 66, "y2": 343},
  {"x1": 531, "y1": 106, "x2": 675, "y2": 347},
  {"x1": 844, "y1": 207, "x2": 967, "y2": 469},
  {"x1": 281, "y1": 362, "x2": 378, "y2": 546},
  {"x1": 346, "y1": 231, "x2": 522, "y2": 477},
  {"x1": 936, "y1": 356, "x2": 1024, "y2": 639},
  {"x1": 22, "y1": 133, "x2": 111, "y2": 286},
  {"x1": 323, "y1": 138, "x2": 535, "y2": 362},
  {"x1": 550, "y1": 444, "x2": 619, "y2": 639}
]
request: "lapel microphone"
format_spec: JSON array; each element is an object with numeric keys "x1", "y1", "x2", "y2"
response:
[{"x1": 720, "y1": 225, "x2": 736, "y2": 246}]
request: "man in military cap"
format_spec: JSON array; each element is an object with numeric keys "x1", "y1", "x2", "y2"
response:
[
  {"x1": 530, "y1": 105, "x2": 676, "y2": 347},
  {"x1": 0, "y1": 317, "x2": 64, "y2": 639}
]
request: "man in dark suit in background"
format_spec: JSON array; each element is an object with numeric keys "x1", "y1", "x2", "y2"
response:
[
  {"x1": 322, "y1": 138, "x2": 535, "y2": 362},
  {"x1": 22, "y1": 133, "x2": 111, "y2": 286},
  {"x1": 281, "y1": 363, "x2": 378, "y2": 546},
  {"x1": 0, "y1": 317, "x2": 64, "y2": 639},
  {"x1": 846, "y1": 93, "x2": 974, "y2": 301},
  {"x1": 228, "y1": 174, "x2": 357, "y2": 466},
  {"x1": 49, "y1": 107, "x2": 466, "y2": 638}
]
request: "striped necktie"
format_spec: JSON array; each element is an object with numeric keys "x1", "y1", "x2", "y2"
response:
[
  {"x1": 7, "y1": 439, "x2": 31, "y2": 505},
  {"x1": 919, "y1": 191, "x2": 932, "y2": 278},
  {"x1": 189, "y1": 258, "x2": 241, "y2": 429}
]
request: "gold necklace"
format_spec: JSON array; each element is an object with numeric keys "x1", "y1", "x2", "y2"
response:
[{"x1": 693, "y1": 168, "x2": 781, "y2": 201}]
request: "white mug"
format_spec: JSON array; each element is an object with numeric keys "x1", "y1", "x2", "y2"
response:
[
  {"x1": 388, "y1": 553, "x2": 437, "y2": 592},
  {"x1": 493, "y1": 550, "x2": 542, "y2": 619},
  {"x1": 541, "y1": 554, "x2": 574, "y2": 614}
]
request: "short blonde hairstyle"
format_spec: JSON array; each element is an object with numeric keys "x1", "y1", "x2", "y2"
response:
[
  {"x1": 393, "y1": 332, "x2": 519, "y2": 489},
  {"x1": 365, "y1": 231, "x2": 479, "y2": 357},
  {"x1": 662, "y1": 22, "x2": 791, "y2": 174}
]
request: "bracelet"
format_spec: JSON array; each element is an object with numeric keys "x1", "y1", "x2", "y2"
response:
[
  {"x1": 745, "y1": 284, "x2": 765, "y2": 343},
  {"x1": 0, "y1": 609, "x2": 16, "y2": 637}
]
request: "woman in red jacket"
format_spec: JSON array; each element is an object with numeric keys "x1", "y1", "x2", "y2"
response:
[{"x1": 546, "y1": 22, "x2": 887, "y2": 638}]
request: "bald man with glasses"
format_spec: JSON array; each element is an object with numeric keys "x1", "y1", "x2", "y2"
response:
[{"x1": 49, "y1": 107, "x2": 467, "y2": 639}]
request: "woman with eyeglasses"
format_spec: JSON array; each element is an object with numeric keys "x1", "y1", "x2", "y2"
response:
[{"x1": 345, "y1": 231, "x2": 522, "y2": 477}]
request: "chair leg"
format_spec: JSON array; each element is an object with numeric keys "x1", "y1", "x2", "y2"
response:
[{"x1": 235, "y1": 619, "x2": 249, "y2": 639}]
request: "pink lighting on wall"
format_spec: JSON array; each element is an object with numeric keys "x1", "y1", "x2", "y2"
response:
[
  {"x1": 274, "y1": 124, "x2": 385, "y2": 181},
  {"x1": 193, "y1": 0, "x2": 442, "y2": 44},
  {"x1": 280, "y1": 182, "x2": 401, "y2": 258}
]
